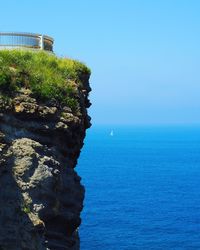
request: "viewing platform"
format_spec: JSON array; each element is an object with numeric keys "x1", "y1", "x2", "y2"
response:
[{"x1": 0, "y1": 32, "x2": 54, "y2": 52}]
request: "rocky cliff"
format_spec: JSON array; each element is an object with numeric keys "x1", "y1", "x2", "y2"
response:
[{"x1": 0, "y1": 51, "x2": 91, "y2": 250}]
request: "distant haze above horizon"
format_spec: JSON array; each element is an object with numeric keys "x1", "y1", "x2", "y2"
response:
[{"x1": 1, "y1": 0, "x2": 200, "y2": 125}]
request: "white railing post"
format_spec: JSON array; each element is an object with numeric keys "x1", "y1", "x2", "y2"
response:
[{"x1": 39, "y1": 35, "x2": 44, "y2": 50}]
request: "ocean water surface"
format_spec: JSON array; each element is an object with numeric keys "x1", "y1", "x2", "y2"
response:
[{"x1": 77, "y1": 125, "x2": 200, "y2": 250}]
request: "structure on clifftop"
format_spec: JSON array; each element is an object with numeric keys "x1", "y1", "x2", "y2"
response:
[{"x1": 0, "y1": 32, "x2": 54, "y2": 52}]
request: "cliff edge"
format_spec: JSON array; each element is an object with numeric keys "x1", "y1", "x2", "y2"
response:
[{"x1": 0, "y1": 51, "x2": 91, "y2": 250}]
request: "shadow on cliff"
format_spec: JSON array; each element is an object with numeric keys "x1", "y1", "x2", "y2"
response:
[{"x1": 0, "y1": 157, "x2": 45, "y2": 250}]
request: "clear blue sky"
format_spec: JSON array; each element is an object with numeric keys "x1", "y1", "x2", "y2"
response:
[{"x1": 1, "y1": 0, "x2": 200, "y2": 125}]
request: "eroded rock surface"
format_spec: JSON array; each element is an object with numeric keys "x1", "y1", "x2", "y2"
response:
[{"x1": 0, "y1": 74, "x2": 91, "y2": 250}]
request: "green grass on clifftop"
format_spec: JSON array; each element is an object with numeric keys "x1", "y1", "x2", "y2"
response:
[{"x1": 0, "y1": 50, "x2": 91, "y2": 111}]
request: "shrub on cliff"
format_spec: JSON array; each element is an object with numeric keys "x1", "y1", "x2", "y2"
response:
[{"x1": 0, "y1": 50, "x2": 91, "y2": 112}]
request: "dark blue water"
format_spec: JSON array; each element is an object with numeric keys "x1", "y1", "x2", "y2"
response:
[{"x1": 77, "y1": 126, "x2": 200, "y2": 250}]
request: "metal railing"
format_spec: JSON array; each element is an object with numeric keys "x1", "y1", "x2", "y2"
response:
[{"x1": 0, "y1": 32, "x2": 54, "y2": 52}]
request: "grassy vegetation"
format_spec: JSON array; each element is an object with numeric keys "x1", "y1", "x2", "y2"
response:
[
  {"x1": 22, "y1": 205, "x2": 31, "y2": 214},
  {"x1": 0, "y1": 50, "x2": 91, "y2": 111}
]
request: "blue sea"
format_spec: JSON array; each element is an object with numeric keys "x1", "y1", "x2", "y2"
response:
[{"x1": 77, "y1": 125, "x2": 200, "y2": 250}]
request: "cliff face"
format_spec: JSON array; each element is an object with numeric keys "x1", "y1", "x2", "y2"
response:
[{"x1": 0, "y1": 51, "x2": 91, "y2": 250}]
